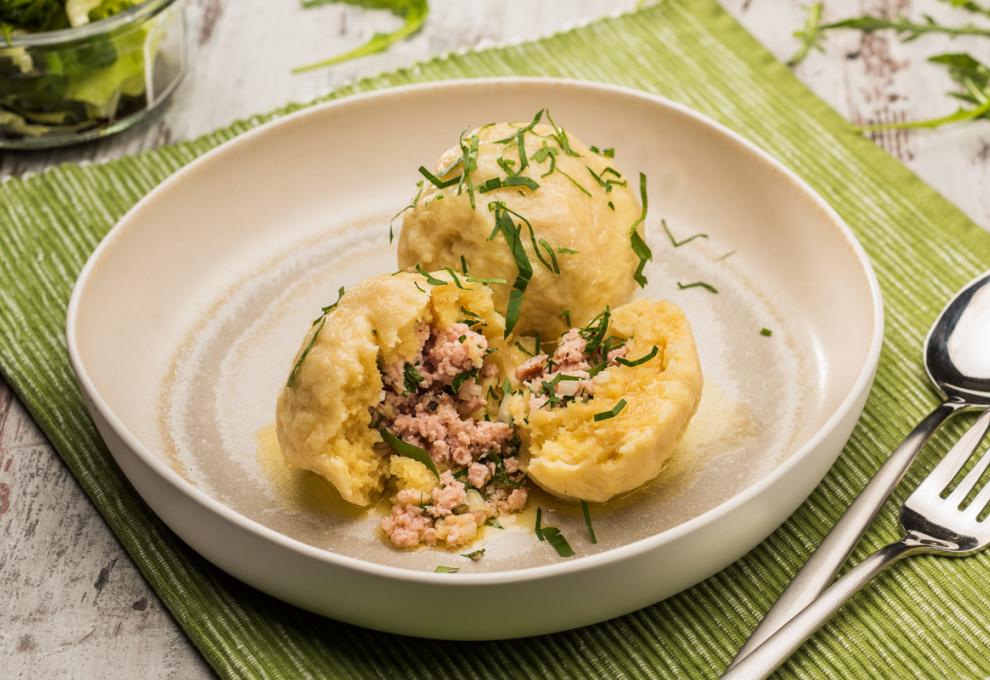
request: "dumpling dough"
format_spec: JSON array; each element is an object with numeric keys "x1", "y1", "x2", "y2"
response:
[
  {"x1": 275, "y1": 271, "x2": 505, "y2": 506},
  {"x1": 508, "y1": 299, "x2": 703, "y2": 503},
  {"x1": 398, "y1": 120, "x2": 643, "y2": 340}
]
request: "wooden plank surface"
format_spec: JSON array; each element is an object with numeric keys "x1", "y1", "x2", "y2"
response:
[{"x1": 1, "y1": 1, "x2": 988, "y2": 677}]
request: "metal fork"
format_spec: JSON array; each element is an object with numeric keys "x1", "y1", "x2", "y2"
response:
[{"x1": 723, "y1": 409, "x2": 990, "y2": 679}]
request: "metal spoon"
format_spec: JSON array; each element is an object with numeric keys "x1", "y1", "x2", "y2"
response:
[{"x1": 730, "y1": 270, "x2": 990, "y2": 667}]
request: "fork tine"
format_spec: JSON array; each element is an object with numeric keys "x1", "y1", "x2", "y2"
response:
[
  {"x1": 913, "y1": 409, "x2": 990, "y2": 500},
  {"x1": 945, "y1": 410, "x2": 990, "y2": 508}
]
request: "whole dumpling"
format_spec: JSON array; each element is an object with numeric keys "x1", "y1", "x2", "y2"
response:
[
  {"x1": 275, "y1": 270, "x2": 505, "y2": 506},
  {"x1": 397, "y1": 116, "x2": 644, "y2": 340},
  {"x1": 507, "y1": 298, "x2": 703, "y2": 503}
]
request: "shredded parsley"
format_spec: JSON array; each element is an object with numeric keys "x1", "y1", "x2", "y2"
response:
[
  {"x1": 460, "y1": 255, "x2": 469, "y2": 274},
  {"x1": 418, "y1": 165, "x2": 460, "y2": 189},
  {"x1": 434, "y1": 566, "x2": 459, "y2": 573},
  {"x1": 586, "y1": 165, "x2": 628, "y2": 193},
  {"x1": 581, "y1": 500, "x2": 598, "y2": 544},
  {"x1": 451, "y1": 367, "x2": 479, "y2": 394},
  {"x1": 378, "y1": 428, "x2": 438, "y2": 476},
  {"x1": 593, "y1": 399, "x2": 627, "y2": 422},
  {"x1": 389, "y1": 180, "x2": 423, "y2": 244},
  {"x1": 629, "y1": 173, "x2": 653, "y2": 287},
  {"x1": 580, "y1": 308, "x2": 612, "y2": 354},
  {"x1": 761, "y1": 327, "x2": 773, "y2": 337},
  {"x1": 560, "y1": 310, "x2": 572, "y2": 327},
  {"x1": 485, "y1": 517, "x2": 504, "y2": 529},
  {"x1": 493, "y1": 109, "x2": 545, "y2": 144},
  {"x1": 461, "y1": 549, "x2": 486, "y2": 561},
  {"x1": 545, "y1": 110, "x2": 581, "y2": 157},
  {"x1": 541, "y1": 526, "x2": 575, "y2": 557},
  {"x1": 616, "y1": 345, "x2": 658, "y2": 367},
  {"x1": 286, "y1": 287, "x2": 345, "y2": 387},
  {"x1": 415, "y1": 263, "x2": 448, "y2": 286},
  {"x1": 443, "y1": 267, "x2": 467, "y2": 289},
  {"x1": 403, "y1": 363, "x2": 424, "y2": 394},
  {"x1": 677, "y1": 281, "x2": 719, "y2": 294},
  {"x1": 534, "y1": 507, "x2": 545, "y2": 541},
  {"x1": 661, "y1": 219, "x2": 709, "y2": 248},
  {"x1": 478, "y1": 175, "x2": 540, "y2": 193}
]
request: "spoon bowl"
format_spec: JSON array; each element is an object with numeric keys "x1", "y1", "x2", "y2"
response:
[{"x1": 926, "y1": 272, "x2": 990, "y2": 406}]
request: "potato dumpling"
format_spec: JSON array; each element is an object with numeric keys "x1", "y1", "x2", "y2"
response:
[
  {"x1": 507, "y1": 299, "x2": 703, "y2": 503},
  {"x1": 397, "y1": 117, "x2": 644, "y2": 340},
  {"x1": 275, "y1": 270, "x2": 505, "y2": 506}
]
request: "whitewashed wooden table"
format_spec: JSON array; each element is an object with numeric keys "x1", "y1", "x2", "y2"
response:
[{"x1": 2, "y1": 1, "x2": 988, "y2": 677}]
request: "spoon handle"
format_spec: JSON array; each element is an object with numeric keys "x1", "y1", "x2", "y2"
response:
[{"x1": 729, "y1": 400, "x2": 962, "y2": 667}]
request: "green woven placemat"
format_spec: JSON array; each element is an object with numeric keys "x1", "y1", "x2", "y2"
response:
[{"x1": 3, "y1": 1, "x2": 990, "y2": 677}]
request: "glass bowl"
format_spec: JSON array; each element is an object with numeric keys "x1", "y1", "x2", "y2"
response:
[{"x1": 0, "y1": 0, "x2": 187, "y2": 150}]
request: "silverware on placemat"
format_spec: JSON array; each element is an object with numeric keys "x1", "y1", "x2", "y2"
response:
[
  {"x1": 724, "y1": 408, "x2": 990, "y2": 678},
  {"x1": 728, "y1": 270, "x2": 990, "y2": 673}
]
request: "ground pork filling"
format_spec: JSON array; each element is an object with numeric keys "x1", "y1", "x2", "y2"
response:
[
  {"x1": 515, "y1": 327, "x2": 628, "y2": 409},
  {"x1": 376, "y1": 322, "x2": 528, "y2": 549}
]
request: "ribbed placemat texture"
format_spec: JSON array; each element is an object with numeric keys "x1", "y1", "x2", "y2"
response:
[{"x1": 3, "y1": 1, "x2": 990, "y2": 677}]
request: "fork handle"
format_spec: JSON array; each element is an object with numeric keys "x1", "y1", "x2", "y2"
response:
[
  {"x1": 722, "y1": 539, "x2": 923, "y2": 679},
  {"x1": 730, "y1": 400, "x2": 962, "y2": 666}
]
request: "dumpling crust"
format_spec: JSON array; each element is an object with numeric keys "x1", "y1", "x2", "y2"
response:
[
  {"x1": 510, "y1": 299, "x2": 703, "y2": 503},
  {"x1": 275, "y1": 271, "x2": 504, "y2": 506},
  {"x1": 397, "y1": 122, "x2": 642, "y2": 339}
]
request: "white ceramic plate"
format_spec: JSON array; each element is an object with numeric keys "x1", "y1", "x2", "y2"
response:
[{"x1": 67, "y1": 78, "x2": 883, "y2": 640}]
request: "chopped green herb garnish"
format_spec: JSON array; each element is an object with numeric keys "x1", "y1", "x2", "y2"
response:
[
  {"x1": 715, "y1": 250, "x2": 737, "y2": 261},
  {"x1": 478, "y1": 175, "x2": 540, "y2": 193},
  {"x1": 607, "y1": 200, "x2": 615, "y2": 211},
  {"x1": 556, "y1": 246, "x2": 578, "y2": 255},
  {"x1": 435, "y1": 566, "x2": 460, "y2": 573},
  {"x1": 662, "y1": 219, "x2": 709, "y2": 248},
  {"x1": 561, "y1": 310, "x2": 572, "y2": 327},
  {"x1": 558, "y1": 168, "x2": 593, "y2": 197},
  {"x1": 287, "y1": 287, "x2": 346, "y2": 387},
  {"x1": 629, "y1": 173, "x2": 652, "y2": 288},
  {"x1": 540, "y1": 526, "x2": 575, "y2": 557},
  {"x1": 485, "y1": 518, "x2": 504, "y2": 529},
  {"x1": 503, "y1": 377, "x2": 513, "y2": 396},
  {"x1": 593, "y1": 398, "x2": 627, "y2": 422},
  {"x1": 461, "y1": 549, "x2": 486, "y2": 561},
  {"x1": 535, "y1": 507, "x2": 544, "y2": 541},
  {"x1": 403, "y1": 363, "x2": 424, "y2": 394},
  {"x1": 389, "y1": 180, "x2": 423, "y2": 244},
  {"x1": 379, "y1": 428, "x2": 439, "y2": 476},
  {"x1": 514, "y1": 341, "x2": 536, "y2": 357},
  {"x1": 581, "y1": 500, "x2": 598, "y2": 544},
  {"x1": 415, "y1": 263, "x2": 448, "y2": 286},
  {"x1": 580, "y1": 308, "x2": 612, "y2": 354},
  {"x1": 677, "y1": 281, "x2": 719, "y2": 294},
  {"x1": 418, "y1": 165, "x2": 460, "y2": 189},
  {"x1": 545, "y1": 110, "x2": 581, "y2": 157},
  {"x1": 460, "y1": 255, "x2": 469, "y2": 274},
  {"x1": 466, "y1": 275, "x2": 508, "y2": 286},
  {"x1": 586, "y1": 165, "x2": 628, "y2": 193},
  {"x1": 488, "y1": 202, "x2": 535, "y2": 336},
  {"x1": 414, "y1": 281, "x2": 426, "y2": 293},
  {"x1": 616, "y1": 345, "x2": 658, "y2": 367},
  {"x1": 451, "y1": 368, "x2": 479, "y2": 394},
  {"x1": 761, "y1": 327, "x2": 773, "y2": 337},
  {"x1": 457, "y1": 130, "x2": 480, "y2": 209},
  {"x1": 443, "y1": 267, "x2": 467, "y2": 289},
  {"x1": 493, "y1": 109, "x2": 545, "y2": 144},
  {"x1": 603, "y1": 147, "x2": 615, "y2": 158}
]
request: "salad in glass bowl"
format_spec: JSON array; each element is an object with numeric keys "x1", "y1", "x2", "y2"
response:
[{"x1": 0, "y1": 0, "x2": 186, "y2": 149}]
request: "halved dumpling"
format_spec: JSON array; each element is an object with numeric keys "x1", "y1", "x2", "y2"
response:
[
  {"x1": 507, "y1": 299, "x2": 703, "y2": 503},
  {"x1": 276, "y1": 269, "x2": 506, "y2": 506}
]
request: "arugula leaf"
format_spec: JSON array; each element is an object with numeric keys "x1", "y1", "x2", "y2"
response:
[
  {"x1": 293, "y1": 0, "x2": 429, "y2": 74},
  {"x1": 857, "y1": 53, "x2": 990, "y2": 130}
]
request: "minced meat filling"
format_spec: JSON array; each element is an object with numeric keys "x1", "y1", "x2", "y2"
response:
[
  {"x1": 375, "y1": 322, "x2": 527, "y2": 549},
  {"x1": 516, "y1": 327, "x2": 628, "y2": 409}
]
